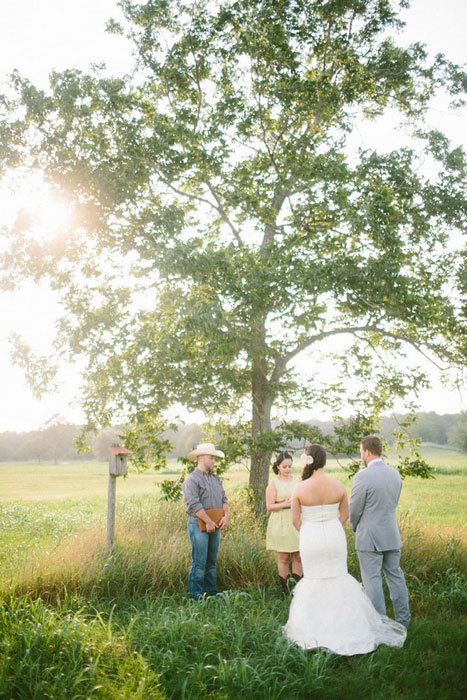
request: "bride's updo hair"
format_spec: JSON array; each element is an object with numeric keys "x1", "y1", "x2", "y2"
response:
[
  {"x1": 272, "y1": 451, "x2": 292, "y2": 475},
  {"x1": 301, "y1": 444, "x2": 327, "y2": 480}
]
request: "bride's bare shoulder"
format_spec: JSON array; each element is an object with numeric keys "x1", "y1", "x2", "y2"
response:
[
  {"x1": 292, "y1": 479, "x2": 307, "y2": 494},
  {"x1": 330, "y1": 477, "x2": 346, "y2": 493}
]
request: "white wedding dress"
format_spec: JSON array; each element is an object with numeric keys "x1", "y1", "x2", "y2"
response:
[{"x1": 284, "y1": 503, "x2": 407, "y2": 655}]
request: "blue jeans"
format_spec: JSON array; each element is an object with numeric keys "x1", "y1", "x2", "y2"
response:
[{"x1": 187, "y1": 517, "x2": 221, "y2": 598}]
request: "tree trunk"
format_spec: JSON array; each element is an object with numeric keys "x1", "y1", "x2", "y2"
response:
[
  {"x1": 249, "y1": 322, "x2": 273, "y2": 514},
  {"x1": 250, "y1": 442, "x2": 272, "y2": 514}
]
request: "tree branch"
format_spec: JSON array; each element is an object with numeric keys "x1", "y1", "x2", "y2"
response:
[
  {"x1": 160, "y1": 177, "x2": 243, "y2": 247},
  {"x1": 373, "y1": 329, "x2": 456, "y2": 371},
  {"x1": 204, "y1": 180, "x2": 244, "y2": 247},
  {"x1": 186, "y1": 4, "x2": 204, "y2": 133},
  {"x1": 276, "y1": 324, "x2": 381, "y2": 375},
  {"x1": 162, "y1": 179, "x2": 217, "y2": 209},
  {"x1": 261, "y1": 190, "x2": 290, "y2": 249},
  {"x1": 270, "y1": 322, "x2": 456, "y2": 385}
]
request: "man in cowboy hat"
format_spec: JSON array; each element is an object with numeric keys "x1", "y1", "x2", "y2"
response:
[{"x1": 182, "y1": 443, "x2": 230, "y2": 599}]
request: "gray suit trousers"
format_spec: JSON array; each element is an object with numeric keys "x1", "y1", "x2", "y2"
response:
[{"x1": 357, "y1": 549, "x2": 411, "y2": 626}]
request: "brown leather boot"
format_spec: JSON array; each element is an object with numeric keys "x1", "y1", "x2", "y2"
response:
[
  {"x1": 279, "y1": 576, "x2": 289, "y2": 596},
  {"x1": 291, "y1": 573, "x2": 303, "y2": 583}
]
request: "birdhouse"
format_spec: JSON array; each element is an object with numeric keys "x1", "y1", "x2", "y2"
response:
[{"x1": 108, "y1": 445, "x2": 132, "y2": 476}]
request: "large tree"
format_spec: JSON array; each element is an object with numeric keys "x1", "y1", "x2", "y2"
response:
[{"x1": 1, "y1": 0, "x2": 466, "y2": 505}]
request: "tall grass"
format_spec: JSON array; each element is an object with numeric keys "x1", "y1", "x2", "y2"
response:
[
  {"x1": 0, "y1": 594, "x2": 165, "y2": 699},
  {"x1": 0, "y1": 493, "x2": 465, "y2": 699},
  {"x1": 1, "y1": 590, "x2": 465, "y2": 700},
  {"x1": 3, "y1": 494, "x2": 465, "y2": 608}
]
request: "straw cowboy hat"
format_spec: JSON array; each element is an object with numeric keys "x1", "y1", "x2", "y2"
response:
[{"x1": 187, "y1": 443, "x2": 225, "y2": 460}]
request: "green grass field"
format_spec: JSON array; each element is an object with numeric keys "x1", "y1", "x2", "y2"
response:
[
  {"x1": 0, "y1": 446, "x2": 465, "y2": 699},
  {"x1": 1, "y1": 446, "x2": 465, "y2": 530}
]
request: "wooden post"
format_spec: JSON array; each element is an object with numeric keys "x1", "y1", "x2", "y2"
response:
[
  {"x1": 106, "y1": 473, "x2": 117, "y2": 551},
  {"x1": 106, "y1": 444, "x2": 132, "y2": 552}
]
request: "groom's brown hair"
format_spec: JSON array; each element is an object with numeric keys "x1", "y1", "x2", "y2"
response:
[{"x1": 360, "y1": 435, "x2": 383, "y2": 456}]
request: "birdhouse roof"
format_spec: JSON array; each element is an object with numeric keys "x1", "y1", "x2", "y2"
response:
[{"x1": 108, "y1": 446, "x2": 133, "y2": 455}]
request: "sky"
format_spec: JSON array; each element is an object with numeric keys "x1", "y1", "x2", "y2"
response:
[{"x1": 0, "y1": 0, "x2": 466, "y2": 432}]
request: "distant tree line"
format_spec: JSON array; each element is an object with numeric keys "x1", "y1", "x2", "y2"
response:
[
  {"x1": 1, "y1": 412, "x2": 466, "y2": 463},
  {"x1": 382, "y1": 412, "x2": 467, "y2": 450},
  {"x1": 0, "y1": 416, "x2": 207, "y2": 463}
]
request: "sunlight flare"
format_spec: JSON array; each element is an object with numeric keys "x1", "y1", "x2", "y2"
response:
[{"x1": 1, "y1": 169, "x2": 72, "y2": 241}]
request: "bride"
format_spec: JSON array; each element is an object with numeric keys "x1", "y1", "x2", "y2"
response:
[{"x1": 283, "y1": 444, "x2": 407, "y2": 655}]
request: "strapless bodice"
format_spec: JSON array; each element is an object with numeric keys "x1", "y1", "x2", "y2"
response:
[{"x1": 301, "y1": 503, "x2": 339, "y2": 522}]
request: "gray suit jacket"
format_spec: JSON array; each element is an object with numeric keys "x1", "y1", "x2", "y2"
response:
[{"x1": 349, "y1": 458, "x2": 403, "y2": 552}]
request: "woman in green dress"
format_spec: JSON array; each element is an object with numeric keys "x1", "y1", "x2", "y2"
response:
[{"x1": 266, "y1": 452, "x2": 303, "y2": 595}]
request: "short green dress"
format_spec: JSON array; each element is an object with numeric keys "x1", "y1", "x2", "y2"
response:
[{"x1": 266, "y1": 477, "x2": 300, "y2": 553}]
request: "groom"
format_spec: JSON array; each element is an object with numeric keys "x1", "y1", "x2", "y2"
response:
[{"x1": 349, "y1": 435, "x2": 411, "y2": 627}]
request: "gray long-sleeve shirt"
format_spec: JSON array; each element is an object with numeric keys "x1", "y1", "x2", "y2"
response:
[{"x1": 182, "y1": 468, "x2": 228, "y2": 517}]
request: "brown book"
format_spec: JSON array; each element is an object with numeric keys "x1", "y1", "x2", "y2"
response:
[{"x1": 197, "y1": 508, "x2": 225, "y2": 532}]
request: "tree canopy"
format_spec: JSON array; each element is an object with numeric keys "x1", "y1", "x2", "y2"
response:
[{"x1": 1, "y1": 0, "x2": 466, "y2": 505}]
